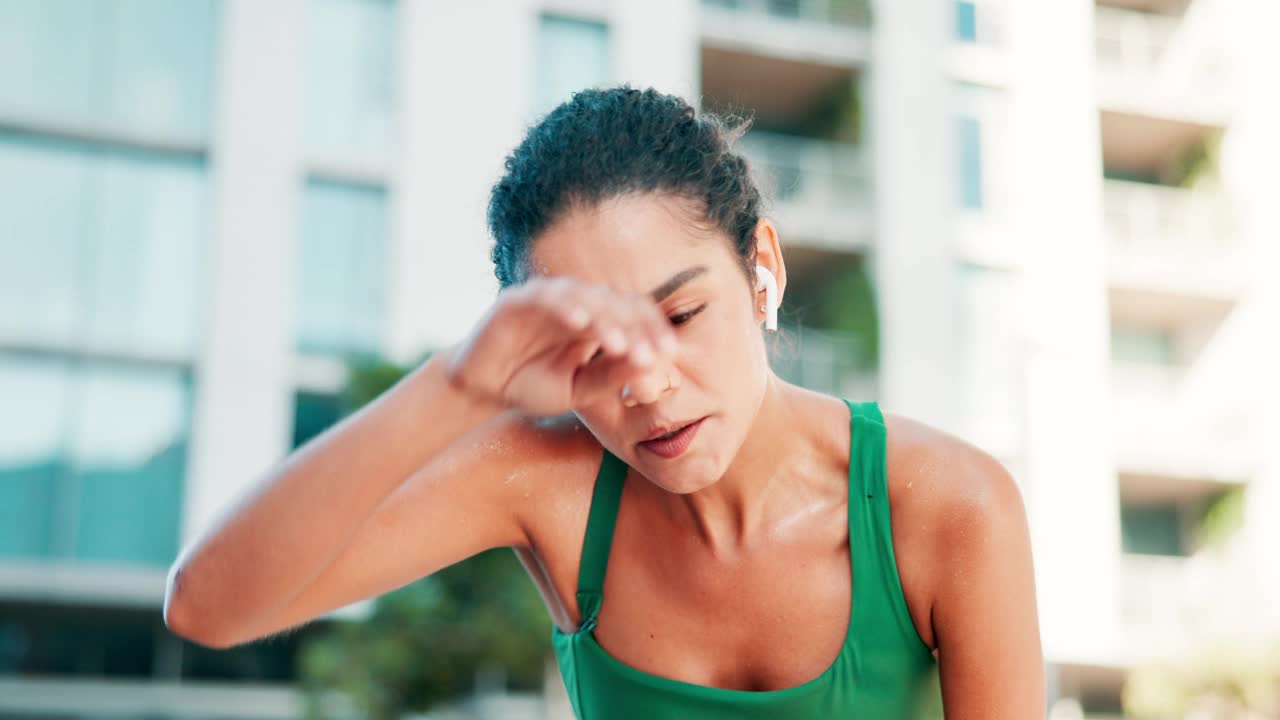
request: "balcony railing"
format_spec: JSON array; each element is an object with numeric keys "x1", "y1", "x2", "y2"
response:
[
  {"x1": 1095, "y1": 4, "x2": 1231, "y2": 92},
  {"x1": 1094, "y1": 5, "x2": 1180, "y2": 76},
  {"x1": 1103, "y1": 179, "x2": 1235, "y2": 254},
  {"x1": 1120, "y1": 553, "x2": 1202, "y2": 634},
  {"x1": 1110, "y1": 360, "x2": 1260, "y2": 478},
  {"x1": 1110, "y1": 360, "x2": 1182, "y2": 405},
  {"x1": 700, "y1": 0, "x2": 871, "y2": 28},
  {"x1": 737, "y1": 132, "x2": 869, "y2": 220}
]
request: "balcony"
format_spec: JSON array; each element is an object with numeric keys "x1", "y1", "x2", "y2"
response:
[
  {"x1": 1116, "y1": 549, "x2": 1260, "y2": 664},
  {"x1": 1102, "y1": 179, "x2": 1245, "y2": 302},
  {"x1": 1094, "y1": 5, "x2": 1233, "y2": 123},
  {"x1": 1109, "y1": 361, "x2": 1259, "y2": 481},
  {"x1": 1119, "y1": 553, "x2": 1204, "y2": 658},
  {"x1": 699, "y1": 0, "x2": 871, "y2": 70},
  {"x1": 737, "y1": 131, "x2": 872, "y2": 249}
]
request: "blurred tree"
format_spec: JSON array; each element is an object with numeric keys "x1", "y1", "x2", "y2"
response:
[
  {"x1": 298, "y1": 355, "x2": 552, "y2": 720},
  {"x1": 810, "y1": 78, "x2": 862, "y2": 145},
  {"x1": 1167, "y1": 129, "x2": 1223, "y2": 190},
  {"x1": 780, "y1": 257, "x2": 879, "y2": 371},
  {"x1": 1124, "y1": 640, "x2": 1280, "y2": 719}
]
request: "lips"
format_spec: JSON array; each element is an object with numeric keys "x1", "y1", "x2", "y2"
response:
[{"x1": 638, "y1": 417, "x2": 705, "y2": 459}]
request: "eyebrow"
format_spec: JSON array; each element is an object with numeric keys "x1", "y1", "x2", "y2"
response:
[{"x1": 649, "y1": 265, "x2": 709, "y2": 302}]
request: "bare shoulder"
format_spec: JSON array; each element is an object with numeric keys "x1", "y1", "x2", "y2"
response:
[
  {"x1": 882, "y1": 412, "x2": 1044, "y2": 709},
  {"x1": 880, "y1": 411, "x2": 1029, "y2": 650},
  {"x1": 881, "y1": 411, "x2": 1023, "y2": 528},
  {"x1": 469, "y1": 411, "x2": 605, "y2": 546}
]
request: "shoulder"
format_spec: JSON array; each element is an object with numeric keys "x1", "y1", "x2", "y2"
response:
[
  {"x1": 474, "y1": 411, "x2": 607, "y2": 542},
  {"x1": 880, "y1": 411, "x2": 1031, "y2": 637},
  {"x1": 881, "y1": 411, "x2": 1045, "y2": 705},
  {"x1": 882, "y1": 410, "x2": 1024, "y2": 531}
]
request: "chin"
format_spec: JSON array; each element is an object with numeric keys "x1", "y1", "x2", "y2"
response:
[{"x1": 639, "y1": 454, "x2": 723, "y2": 495}]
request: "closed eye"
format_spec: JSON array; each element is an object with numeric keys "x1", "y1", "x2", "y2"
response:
[{"x1": 668, "y1": 304, "x2": 707, "y2": 327}]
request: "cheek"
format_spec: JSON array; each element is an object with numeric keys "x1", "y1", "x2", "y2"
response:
[
  {"x1": 675, "y1": 299, "x2": 769, "y2": 398},
  {"x1": 573, "y1": 406, "x2": 623, "y2": 446}
]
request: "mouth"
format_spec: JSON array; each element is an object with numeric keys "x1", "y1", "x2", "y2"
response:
[{"x1": 638, "y1": 417, "x2": 706, "y2": 459}]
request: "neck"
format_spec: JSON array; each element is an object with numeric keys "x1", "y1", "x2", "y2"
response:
[{"x1": 666, "y1": 376, "x2": 830, "y2": 556}]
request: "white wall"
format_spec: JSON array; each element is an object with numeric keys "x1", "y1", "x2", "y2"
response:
[
  {"x1": 183, "y1": 0, "x2": 305, "y2": 545},
  {"x1": 867, "y1": 0, "x2": 960, "y2": 432},
  {"x1": 1005, "y1": 0, "x2": 1120, "y2": 663}
]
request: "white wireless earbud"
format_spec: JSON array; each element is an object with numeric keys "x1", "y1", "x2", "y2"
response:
[{"x1": 755, "y1": 265, "x2": 778, "y2": 331}]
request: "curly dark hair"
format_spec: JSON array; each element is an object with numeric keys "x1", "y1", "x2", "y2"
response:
[{"x1": 486, "y1": 85, "x2": 763, "y2": 289}]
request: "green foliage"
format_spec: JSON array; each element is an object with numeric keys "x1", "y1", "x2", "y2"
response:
[
  {"x1": 783, "y1": 258, "x2": 879, "y2": 370},
  {"x1": 298, "y1": 357, "x2": 552, "y2": 720},
  {"x1": 1195, "y1": 485, "x2": 1247, "y2": 551},
  {"x1": 813, "y1": 79, "x2": 862, "y2": 145},
  {"x1": 1169, "y1": 130, "x2": 1223, "y2": 190},
  {"x1": 339, "y1": 354, "x2": 432, "y2": 412}
]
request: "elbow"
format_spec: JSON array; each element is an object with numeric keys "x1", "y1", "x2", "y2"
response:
[{"x1": 163, "y1": 564, "x2": 235, "y2": 650}]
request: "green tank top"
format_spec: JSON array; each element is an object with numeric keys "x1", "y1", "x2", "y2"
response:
[{"x1": 551, "y1": 399, "x2": 939, "y2": 719}]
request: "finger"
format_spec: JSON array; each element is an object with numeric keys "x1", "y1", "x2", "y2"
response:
[
  {"x1": 572, "y1": 348, "x2": 653, "y2": 407},
  {"x1": 625, "y1": 291, "x2": 678, "y2": 360}
]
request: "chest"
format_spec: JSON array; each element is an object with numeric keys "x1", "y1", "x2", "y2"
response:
[{"x1": 533, "y1": 498, "x2": 856, "y2": 692}]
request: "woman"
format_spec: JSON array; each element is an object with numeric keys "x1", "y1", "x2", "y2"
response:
[{"x1": 165, "y1": 86, "x2": 1044, "y2": 718}]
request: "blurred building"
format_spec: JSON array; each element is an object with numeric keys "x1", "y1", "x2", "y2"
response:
[{"x1": 1, "y1": 0, "x2": 1277, "y2": 719}]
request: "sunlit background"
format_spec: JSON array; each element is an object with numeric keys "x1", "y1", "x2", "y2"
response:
[{"x1": 2, "y1": 0, "x2": 1278, "y2": 718}]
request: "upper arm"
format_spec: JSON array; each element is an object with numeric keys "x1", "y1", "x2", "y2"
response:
[
  {"x1": 228, "y1": 413, "x2": 597, "y2": 646},
  {"x1": 930, "y1": 444, "x2": 1045, "y2": 718}
]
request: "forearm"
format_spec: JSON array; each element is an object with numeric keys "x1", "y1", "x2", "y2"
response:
[{"x1": 164, "y1": 347, "x2": 500, "y2": 644}]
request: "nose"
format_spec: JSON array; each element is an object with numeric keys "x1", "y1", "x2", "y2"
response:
[{"x1": 622, "y1": 360, "x2": 680, "y2": 407}]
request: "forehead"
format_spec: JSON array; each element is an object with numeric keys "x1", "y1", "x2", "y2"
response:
[{"x1": 528, "y1": 192, "x2": 733, "y2": 292}]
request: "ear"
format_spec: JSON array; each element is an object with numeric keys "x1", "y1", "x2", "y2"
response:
[{"x1": 752, "y1": 217, "x2": 786, "y2": 313}]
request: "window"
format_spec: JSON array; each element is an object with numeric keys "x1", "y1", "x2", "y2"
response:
[
  {"x1": 0, "y1": 0, "x2": 218, "y2": 142},
  {"x1": 1111, "y1": 326, "x2": 1176, "y2": 366},
  {"x1": 535, "y1": 16, "x2": 610, "y2": 118},
  {"x1": 955, "y1": 0, "x2": 978, "y2": 43},
  {"x1": 297, "y1": 179, "x2": 389, "y2": 356},
  {"x1": 305, "y1": 0, "x2": 396, "y2": 165},
  {"x1": 1120, "y1": 502, "x2": 1185, "y2": 556},
  {"x1": 298, "y1": 0, "x2": 395, "y2": 359},
  {"x1": 957, "y1": 115, "x2": 984, "y2": 209},
  {"x1": 292, "y1": 391, "x2": 345, "y2": 449},
  {"x1": 0, "y1": 358, "x2": 190, "y2": 566},
  {"x1": 0, "y1": 134, "x2": 207, "y2": 358},
  {"x1": 0, "y1": 2, "x2": 215, "y2": 568}
]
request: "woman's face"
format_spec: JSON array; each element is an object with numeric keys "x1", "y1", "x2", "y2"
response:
[{"x1": 528, "y1": 192, "x2": 776, "y2": 493}]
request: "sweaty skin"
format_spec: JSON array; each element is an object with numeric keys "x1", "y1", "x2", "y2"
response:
[{"x1": 165, "y1": 192, "x2": 1044, "y2": 719}]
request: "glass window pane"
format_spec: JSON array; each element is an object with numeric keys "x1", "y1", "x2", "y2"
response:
[
  {"x1": 0, "y1": 134, "x2": 207, "y2": 358},
  {"x1": 957, "y1": 115, "x2": 984, "y2": 209},
  {"x1": 955, "y1": 1, "x2": 978, "y2": 43},
  {"x1": 1121, "y1": 503, "x2": 1184, "y2": 556},
  {"x1": 0, "y1": 0, "x2": 103, "y2": 125},
  {"x1": 535, "y1": 16, "x2": 610, "y2": 117},
  {"x1": 305, "y1": 0, "x2": 396, "y2": 164},
  {"x1": 0, "y1": 356, "x2": 71, "y2": 559},
  {"x1": 106, "y1": 0, "x2": 220, "y2": 142},
  {"x1": 86, "y1": 150, "x2": 207, "y2": 358},
  {"x1": 68, "y1": 364, "x2": 190, "y2": 567},
  {"x1": 297, "y1": 179, "x2": 388, "y2": 355},
  {"x1": 0, "y1": 133, "x2": 91, "y2": 347},
  {"x1": 0, "y1": 0, "x2": 217, "y2": 142},
  {"x1": 1112, "y1": 326, "x2": 1176, "y2": 366},
  {"x1": 292, "y1": 391, "x2": 344, "y2": 449}
]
